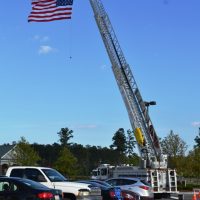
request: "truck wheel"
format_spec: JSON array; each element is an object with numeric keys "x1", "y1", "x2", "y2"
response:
[{"x1": 63, "y1": 194, "x2": 76, "y2": 200}]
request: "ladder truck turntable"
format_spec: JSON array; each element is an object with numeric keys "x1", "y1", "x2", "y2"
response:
[{"x1": 89, "y1": 0, "x2": 178, "y2": 197}]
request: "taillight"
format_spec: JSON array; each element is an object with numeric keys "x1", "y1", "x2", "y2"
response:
[
  {"x1": 109, "y1": 191, "x2": 116, "y2": 198},
  {"x1": 121, "y1": 191, "x2": 136, "y2": 200},
  {"x1": 109, "y1": 188, "x2": 122, "y2": 199},
  {"x1": 139, "y1": 185, "x2": 149, "y2": 190},
  {"x1": 37, "y1": 192, "x2": 54, "y2": 199}
]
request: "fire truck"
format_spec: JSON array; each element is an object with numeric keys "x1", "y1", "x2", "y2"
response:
[{"x1": 89, "y1": 0, "x2": 178, "y2": 197}]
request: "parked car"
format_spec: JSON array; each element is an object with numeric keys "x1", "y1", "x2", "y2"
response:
[
  {"x1": 89, "y1": 180, "x2": 112, "y2": 187},
  {"x1": 90, "y1": 180, "x2": 140, "y2": 200},
  {"x1": 6, "y1": 166, "x2": 102, "y2": 200},
  {"x1": 77, "y1": 180, "x2": 122, "y2": 200},
  {"x1": 105, "y1": 177, "x2": 154, "y2": 200},
  {"x1": 0, "y1": 176, "x2": 63, "y2": 200}
]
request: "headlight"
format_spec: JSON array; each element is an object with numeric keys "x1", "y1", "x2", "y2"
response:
[{"x1": 78, "y1": 189, "x2": 90, "y2": 196}]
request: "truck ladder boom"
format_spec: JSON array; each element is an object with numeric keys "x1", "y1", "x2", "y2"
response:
[{"x1": 89, "y1": 0, "x2": 165, "y2": 167}]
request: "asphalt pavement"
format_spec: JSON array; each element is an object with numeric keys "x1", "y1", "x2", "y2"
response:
[{"x1": 155, "y1": 192, "x2": 193, "y2": 200}]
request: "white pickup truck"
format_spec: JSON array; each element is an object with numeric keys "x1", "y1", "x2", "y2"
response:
[{"x1": 6, "y1": 166, "x2": 102, "y2": 200}]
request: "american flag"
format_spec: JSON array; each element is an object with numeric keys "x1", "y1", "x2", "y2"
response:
[{"x1": 28, "y1": 0, "x2": 73, "y2": 22}]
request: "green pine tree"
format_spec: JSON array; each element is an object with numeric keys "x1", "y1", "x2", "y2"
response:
[
  {"x1": 12, "y1": 137, "x2": 40, "y2": 165},
  {"x1": 54, "y1": 147, "x2": 78, "y2": 177}
]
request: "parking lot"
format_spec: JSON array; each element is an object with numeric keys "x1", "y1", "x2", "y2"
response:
[{"x1": 155, "y1": 192, "x2": 193, "y2": 200}]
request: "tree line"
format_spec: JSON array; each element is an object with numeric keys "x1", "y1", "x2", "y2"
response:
[{"x1": 8, "y1": 127, "x2": 200, "y2": 179}]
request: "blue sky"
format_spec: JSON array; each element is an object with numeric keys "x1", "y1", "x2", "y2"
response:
[{"x1": 0, "y1": 0, "x2": 200, "y2": 150}]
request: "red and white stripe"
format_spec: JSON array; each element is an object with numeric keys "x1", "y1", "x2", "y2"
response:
[{"x1": 28, "y1": 0, "x2": 72, "y2": 22}]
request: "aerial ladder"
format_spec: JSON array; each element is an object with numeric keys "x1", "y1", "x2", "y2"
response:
[
  {"x1": 89, "y1": 0, "x2": 165, "y2": 169},
  {"x1": 89, "y1": 0, "x2": 177, "y2": 196}
]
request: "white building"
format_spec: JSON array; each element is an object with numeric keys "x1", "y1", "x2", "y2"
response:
[{"x1": 0, "y1": 144, "x2": 16, "y2": 175}]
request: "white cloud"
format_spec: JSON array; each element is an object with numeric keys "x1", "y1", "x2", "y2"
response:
[
  {"x1": 192, "y1": 121, "x2": 200, "y2": 127},
  {"x1": 33, "y1": 35, "x2": 49, "y2": 42},
  {"x1": 38, "y1": 45, "x2": 55, "y2": 55}
]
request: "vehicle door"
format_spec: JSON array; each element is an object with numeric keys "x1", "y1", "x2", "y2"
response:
[{"x1": 24, "y1": 168, "x2": 53, "y2": 188}]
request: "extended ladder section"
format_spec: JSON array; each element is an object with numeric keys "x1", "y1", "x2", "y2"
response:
[{"x1": 89, "y1": 0, "x2": 167, "y2": 168}]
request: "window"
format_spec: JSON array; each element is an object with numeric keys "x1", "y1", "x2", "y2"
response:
[
  {"x1": 42, "y1": 168, "x2": 67, "y2": 182},
  {"x1": 0, "y1": 182, "x2": 10, "y2": 192},
  {"x1": 24, "y1": 169, "x2": 47, "y2": 182},
  {"x1": 92, "y1": 170, "x2": 98, "y2": 176},
  {"x1": 0, "y1": 181, "x2": 19, "y2": 192},
  {"x1": 140, "y1": 180, "x2": 150, "y2": 186},
  {"x1": 10, "y1": 169, "x2": 24, "y2": 178},
  {"x1": 106, "y1": 179, "x2": 117, "y2": 186},
  {"x1": 120, "y1": 179, "x2": 137, "y2": 185},
  {"x1": 10, "y1": 168, "x2": 46, "y2": 182},
  {"x1": 100, "y1": 168, "x2": 107, "y2": 176}
]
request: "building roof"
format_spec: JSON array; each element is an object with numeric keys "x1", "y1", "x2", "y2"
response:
[{"x1": 0, "y1": 144, "x2": 15, "y2": 158}]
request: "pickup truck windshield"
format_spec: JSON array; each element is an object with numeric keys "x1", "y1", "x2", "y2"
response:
[{"x1": 42, "y1": 169, "x2": 68, "y2": 182}]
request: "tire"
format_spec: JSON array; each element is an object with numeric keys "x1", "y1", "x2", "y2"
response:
[{"x1": 63, "y1": 193, "x2": 76, "y2": 200}]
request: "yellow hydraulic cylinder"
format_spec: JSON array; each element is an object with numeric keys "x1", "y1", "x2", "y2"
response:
[{"x1": 134, "y1": 127, "x2": 145, "y2": 146}]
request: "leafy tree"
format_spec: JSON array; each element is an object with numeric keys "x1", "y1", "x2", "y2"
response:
[
  {"x1": 110, "y1": 128, "x2": 126, "y2": 154},
  {"x1": 194, "y1": 127, "x2": 200, "y2": 148},
  {"x1": 126, "y1": 153, "x2": 140, "y2": 166},
  {"x1": 126, "y1": 129, "x2": 136, "y2": 157},
  {"x1": 12, "y1": 137, "x2": 40, "y2": 165},
  {"x1": 168, "y1": 155, "x2": 188, "y2": 176},
  {"x1": 70, "y1": 143, "x2": 90, "y2": 175},
  {"x1": 32, "y1": 142, "x2": 61, "y2": 167},
  {"x1": 186, "y1": 148, "x2": 200, "y2": 177},
  {"x1": 160, "y1": 130, "x2": 188, "y2": 157},
  {"x1": 57, "y1": 127, "x2": 73, "y2": 147},
  {"x1": 110, "y1": 128, "x2": 127, "y2": 164},
  {"x1": 54, "y1": 147, "x2": 78, "y2": 177}
]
